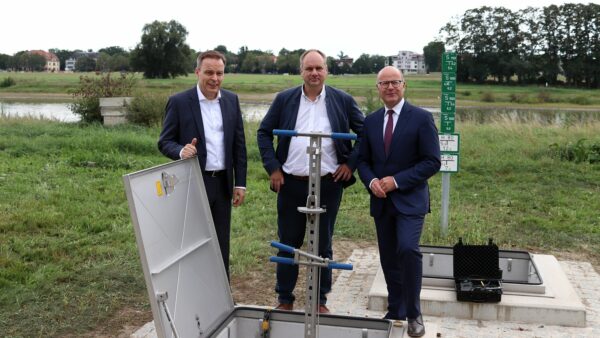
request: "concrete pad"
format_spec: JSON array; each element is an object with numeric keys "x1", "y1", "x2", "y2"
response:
[{"x1": 368, "y1": 254, "x2": 586, "y2": 327}]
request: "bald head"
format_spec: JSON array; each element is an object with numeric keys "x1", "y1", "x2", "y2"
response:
[
  {"x1": 376, "y1": 66, "x2": 406, "y2": 108},
  {"x1": 377, "y1": 66, "x2": 404, "y2": 82}
]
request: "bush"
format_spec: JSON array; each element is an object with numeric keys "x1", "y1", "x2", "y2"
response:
[
  {"x1": 69, "y1": 73, "x2": 137, "y2": 123},
  {"x1": 462, "y1": 91, "x2": 472, "y2": 97},
  {"x1": 126, "y1": 92, "x2": 168, "y2": 127},
  {"x1": 549, "y1": 138, "x2": 600, "y2": 164},
  {"x1": 537, "y1": 91, "x2": 556, "y2": 103},
  {"x1": 569, "y1": 95, "x2": 592, "y2": 105},
  {"x1": 0, "y1": 77, "x2": 16, "y2": 88},
  {"x1": 481, "y1": 91, "x2": 495, "y2": 102}
]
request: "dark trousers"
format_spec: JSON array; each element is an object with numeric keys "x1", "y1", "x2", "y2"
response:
[
  {"x1": 374, "y1": 198, "x2": 424, "y2": 320},
  {"x1": 275, "y1": 173, "x2": 343, "y2": 305},
  {"x1": 203, "y1": 173, "x2": 232, "y2": 281}
]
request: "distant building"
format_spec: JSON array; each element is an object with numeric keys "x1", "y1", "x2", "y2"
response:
[
  {"x1": 29, "y1": 50, "x2": 60, "y2": 72},
  {"x1": 336, "y1": 57, "x2": 353, "y2": 68},
  {"x1": 65, "y1": 58, "x2": 76, "y2": 72},
  {"x1": 388, "y1": 50, "x2": 426, "y2": 74}
]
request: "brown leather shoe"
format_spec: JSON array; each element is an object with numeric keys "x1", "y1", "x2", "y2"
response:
[
  {"x1": 407, "y1": 314, "x2": 425, "y2": 337},
  {"x1": 318, "y1": 304, "x2": 330, "y2": 314},
  {"x1": 275, "y1": 303, "x2": 293, "y2": 311}
]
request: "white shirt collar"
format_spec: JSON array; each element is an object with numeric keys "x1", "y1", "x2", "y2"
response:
[
  {"x1": 301, "y1": 85, "x2": 326, "y2": 102},
  {"x1": 196, "y1": 84, "x2": 221, "y2": 102},
  {"x1": 385, "y1": 98, "x2": 405, "y2": 115}
]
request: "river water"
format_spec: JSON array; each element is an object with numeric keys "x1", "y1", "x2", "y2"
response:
[{"x1": 1, "y1": 101, "x2": 599, "y2": 125}]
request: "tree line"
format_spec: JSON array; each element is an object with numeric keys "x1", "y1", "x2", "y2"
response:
[
  {"x1": 0, "y1": 20, "x2": 391, "y2": 78},
  {"x1": 440, "y1": 3, "x2": 600, "y2": 88}
]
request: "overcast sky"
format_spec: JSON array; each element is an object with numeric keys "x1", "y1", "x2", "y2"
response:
[{"x1": 1, "y1": 0, "x2": 589, "y2": 58}]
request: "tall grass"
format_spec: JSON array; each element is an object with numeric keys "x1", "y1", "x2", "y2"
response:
[{"x1": 1, "y1": 116, "x2": 599, "y2": 335}]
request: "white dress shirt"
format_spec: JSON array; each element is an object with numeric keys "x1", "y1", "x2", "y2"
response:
[
  {"x1": 283, "y1": 87, "x2": 338, "y2": 176},
  {"x1": 197, "y1": 86, "x2": 225, "y2": 171}
]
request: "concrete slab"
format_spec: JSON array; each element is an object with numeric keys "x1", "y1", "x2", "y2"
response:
[{"x1": 368, "y1": 254, "x2": 586, "y2": 327}]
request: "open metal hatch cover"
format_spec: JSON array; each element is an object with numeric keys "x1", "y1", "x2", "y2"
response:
[{"x1": 123, "y1": 158, "x2": 233, "y2": 338}]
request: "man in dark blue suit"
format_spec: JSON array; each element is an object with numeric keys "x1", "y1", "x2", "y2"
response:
[
  {"x1": 358, "y1": 66, "x2": 440, "y2": 337},
  {"x1": 257, "y1": 49, "x2": 363, "y2": 313},
  {"x1": 158, "y1": 50, "x2": 247, "y2": 280}
]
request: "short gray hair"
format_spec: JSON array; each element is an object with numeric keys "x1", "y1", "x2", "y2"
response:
[{"x1": 299, "y1": 49, "x2": 327, "y2": 70}]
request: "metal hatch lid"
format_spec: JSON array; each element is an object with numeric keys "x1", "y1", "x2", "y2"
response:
[{"x1": 123, "y1": 158, "x2": 234, "y2": 338}]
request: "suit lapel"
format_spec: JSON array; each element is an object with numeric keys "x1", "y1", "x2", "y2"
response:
[
  {"x1": 219, "y1": 94, "x2": 231, "y2": 160},
  {"x1": 188, "y1": 88, "x2": 207, "y2": 159},
  {"x1": 372, "y1": 108, "x2": 387, "y2": 160},
  {"x1": 286, "y1": 87, "x2": 302, "y2": 130}
]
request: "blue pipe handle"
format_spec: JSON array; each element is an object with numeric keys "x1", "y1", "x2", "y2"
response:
[
  {"x1": 329, "y1": 262, "x2": 353, "y2": 270},
  {"x1": 270, "y1": 240, "x2": 296, "y2": 254},
  {"x1": 331, "y1": 132, "x2": 357, "y2": 140},
  {"x1": 270, "y1": 256, "x2": 296, "y2": 265},
  {"x1": 273, "y1": 129, "x2": 297, "y2": 137}
]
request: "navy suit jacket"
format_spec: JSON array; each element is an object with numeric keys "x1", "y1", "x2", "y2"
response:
[
  {"x1": 256, "y1": 85, "x2": 364, "y2": 187},
  {"x1": 158, "y1": 87, "x2": 247, "y2": 197},
  {"x1": 357, "y1": 101, "x2": 441, "y2": 217}
]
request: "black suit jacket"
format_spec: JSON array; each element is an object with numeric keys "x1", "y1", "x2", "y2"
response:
[
  {"x1": 158, "y1": 87, "x2": 247, "y2": 196},
  {"x1": 256, "y1": 85, "x2": 364, "y2": 187}
]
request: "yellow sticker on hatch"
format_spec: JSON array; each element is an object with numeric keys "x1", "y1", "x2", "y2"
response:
[{"x1": 155, "y1": 181, "x2": 164, "y2": 196}]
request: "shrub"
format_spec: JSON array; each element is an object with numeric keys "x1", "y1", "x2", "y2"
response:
[
  {"x1": 481, "y1": 91, "x2": 495, "y2": 102},
  {"x1": 69, "y1": 73, "x2": 137, "y2": 123},
  {"x1": 569, "y1": 95, "x2": 592, "y2": 105},
  {"x1": 462, "y1": 91, "x2": 472, "y2": 97},
  {"x1": 537, "y1": 91, "x2": 556, "y2": 103},
  {"x1": 126, "y1": 92, "x2": 169, "y2": 127},
  {"x1": 363, "y1": 89, "x2": 381, "y2": 114},
  {"x1": 549, "y1": 138, "x2": 600, "y2": 164},
  {"x1": 0, "y1": 77, "x2": 16, "y2": 88}
]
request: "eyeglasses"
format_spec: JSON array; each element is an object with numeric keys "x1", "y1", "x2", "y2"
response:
[{"x1": 377, "y1": 80, "x2": 404, "y2": 88}]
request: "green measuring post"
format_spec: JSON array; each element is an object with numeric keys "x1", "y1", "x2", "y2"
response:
[{"x1": 439, "y1": 52, "x2": 458, "y2": 235}]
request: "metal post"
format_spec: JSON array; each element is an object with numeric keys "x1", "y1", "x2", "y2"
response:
[
  {"x1": 301, "y1": 135, "x2": 322, "y2": 338},
  {"x1": 440, "y1": 172, "x2": 450, "y2": 236}
]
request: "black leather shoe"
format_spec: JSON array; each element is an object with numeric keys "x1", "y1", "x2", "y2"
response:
[
  {"x1": 407, "y1": 315, "x2": 425, "y2": 337},
  {"x1": 382, "y1": 312, "x2": 406, "y2": 320}
]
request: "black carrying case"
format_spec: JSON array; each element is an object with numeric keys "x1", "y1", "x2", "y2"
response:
[{"x1": 453, "y1": 238, "x2": 503, "y2": 302}]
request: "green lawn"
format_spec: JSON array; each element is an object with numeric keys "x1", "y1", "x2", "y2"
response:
[
  {"x1": 2, "y1": 72, "x2": 600, "y2": 109},
  {"x1": 0, "y1": 116, "x2": 599, "y2": 336}
]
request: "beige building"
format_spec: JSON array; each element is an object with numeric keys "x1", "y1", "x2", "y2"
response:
[
  {"x1": 388, "y1": 50, "x2": 426, "y2": 74},
  {"x1": 29, "y1": 50, "x2": 60, "y2": 72}
]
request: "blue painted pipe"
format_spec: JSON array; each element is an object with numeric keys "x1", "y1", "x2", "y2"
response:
[
  {"x1": 328, "y1": 262, "x2": 353, "y2": 270},
  {"x1": 273, "y1": 129, "x2": 297, "y2": 137},
  {"x1": 270, "y1": 240, "x2": 295, "y2": 254}
]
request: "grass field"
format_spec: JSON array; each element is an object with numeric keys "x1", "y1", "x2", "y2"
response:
[
  {"x1": 0, "y1": 115, "x2": 599, "y2": 336},
  {"x1": 2, "y1": 72, "x2": 600, "y2": 109}
]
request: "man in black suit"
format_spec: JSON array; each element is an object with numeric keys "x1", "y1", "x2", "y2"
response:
[
  {"x1": 257, "y1": 49, "x2": 364, "y2": 313},
  {"x1": 158, "y1": 50, "x2": 247, "y2": 280},
  {"x1": 357, "y1": 66, "x2": 440, "y2": 337}
]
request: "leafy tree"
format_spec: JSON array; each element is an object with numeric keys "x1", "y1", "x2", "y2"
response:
[
  {"x1": 276, "y1": 48, "x2": 303, "y2": 74},
  {"x1": 423, "y1": 41, "x2": 445, "y2": 72},
  {"x1": 98, "y1": 46, "x2": 127, "y2": 56},
  {"x1": 109, "y1": 54, "x2": 131, "y2": 72},
  {"x1": 352, "y1": 54, "x2": 371, "y2": 74},
  {"x1": 240, "y1": 50, "x2": 275, "y2": 74},
  {"x1": 75, "y1": 56, "x2": 97, "y2": 72},
  {"x1": 130, "y1": 20, "x2": 192, "y2": 78},
  {"x1": 0, "y1": 53, "x2": 10, "y2": 70}
]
